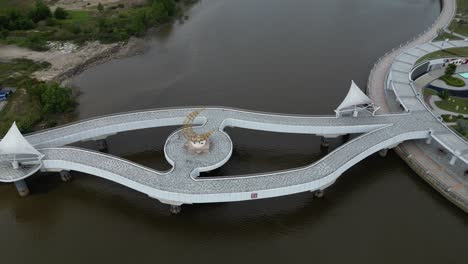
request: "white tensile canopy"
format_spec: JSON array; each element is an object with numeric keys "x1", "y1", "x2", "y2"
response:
[
  {"x1": 0, "y1": 122, "x2": 42, "y2": 158},
  {"x1": 335, "y1": 81, "x2": 379, "y2": 116}
]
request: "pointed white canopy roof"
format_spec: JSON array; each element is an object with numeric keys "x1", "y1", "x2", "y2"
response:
[
  {"x1": 0, "y1": 122, "x2": 42, "y2": 157},
  {"x1": 336, "y1": 80, "x2": 374, "y2": 111}
]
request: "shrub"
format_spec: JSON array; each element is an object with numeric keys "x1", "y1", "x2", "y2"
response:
[
  {"x1": 45, "y1": 17, "x2": 58, "y2": 26},
  {"x1": 98, "y1": 3, "x2": 104, "y2": 12},
  {"x1": 440, "y1": 75, "x2": 466, "y2": 87},
  {"x1": 445, "y1": 63, "x2": 457, "y2": 76},
  {"x1": 29, "y1": 1, "x2": 52, "y2": 23},
  {"x1": 438, "y1": 89, "x2": 449, "y2": 100},
  {"x1": 0, "y1": 27, "x2": 8, "y2": 38},
  {"x1": 31, "y1": 82, "x2": 75, "y2": 114},
  {"x1": 67, "y1": 24, "x2": 82, "y2": 34},
  {"x1": 16, "y1": 110, "x2": 42, "y2": 133},
  {"x1": 455, "y1": 119, "x2": 468, "y2": 137},
  {"x1": 0, "y1": 10, "x2": 35, "y2": 30},
  {"x1": 54, "y1": 7, "x2": 68, "y2": 20},
  {"x1": 24, "y1": 33, "x2": 48, "y2": 51}
]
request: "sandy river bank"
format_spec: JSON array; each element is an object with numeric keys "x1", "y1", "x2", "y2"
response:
[{"x1": 0, "y1": 37, "x2": 148, "y2": 84}]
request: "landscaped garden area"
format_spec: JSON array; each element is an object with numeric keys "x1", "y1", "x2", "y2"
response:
[
  {"x1": 435, "y1": 0, "x2": 468, "y2": 40},
  {"x1": 446, "y1": 0, "x2": 468, "y2": 37},
  {"x1": 416, "y1": 47, "x2": 468, "y2": 64},
  {"x1": 442, "y1": 114, "x2": 468, "y2": 138},
  {"x1": 439, "y1": 63, "x2": 466, "y2": 87},
  {"x1": 435, "y1": 96, "x2": 468, "y2": 114}
]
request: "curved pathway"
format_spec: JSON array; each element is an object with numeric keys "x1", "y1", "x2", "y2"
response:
[
  {"x1": 367, "y1": 0, "x2": 467, "y2": 212},
  {"x1": 1, "y1": 106, "x2": 441, "y2": 204}
]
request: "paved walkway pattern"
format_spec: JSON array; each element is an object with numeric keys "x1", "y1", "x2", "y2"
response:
[{"x1": 0, "y1": 108, "x2": 439, "y2": 204}]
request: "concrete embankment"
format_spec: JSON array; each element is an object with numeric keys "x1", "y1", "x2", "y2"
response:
[{"x1": 367, "y1": 0, "x2": 468, "y2": 213}]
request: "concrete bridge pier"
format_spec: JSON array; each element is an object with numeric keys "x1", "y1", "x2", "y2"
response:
[
  {"x1": 320, "y1": 137, "x2": 331, "y2": 148},
  {"x1": 158, "y1": 199, "x2": 183, "y2": 214},
  {"x1": 14, "y1": 180, "x2": 30, "y2": 197},
  {"x1": 378, "y1": 148, "x2": 389, "y2": 157},
  {"x1": 59, "y1": 170, "x2": 72, "y2": 182},
  {"x1": 96, "y1": 139, "x2": 109, "y2": 153},
  {"x1": 169, "y1": 205, "x2": 182, "y2": 214},
  {"x1": 313, "y1": 189, "x2": 324, "y2": 198},
  {"x1": 426, "y1": 137, "x2": 432, "y2": 145},
  {"x1": 450, "y1": 155, "x2": 458, "y2": 166}
]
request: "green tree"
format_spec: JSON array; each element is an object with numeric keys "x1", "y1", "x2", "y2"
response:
[
  {"x1": 0, "y1": 10, "x2": 34, "y2": 30},
  {"x1": 97, "y1": 2, "x2": 104, "y2": 12},
  {"x1": 54, "y1": 7, "x2": 68, "y2": 20},
  {"x1": 29, "y1": 0, "x2": 52, "y2": 23},
  {"x1": 438, "y1": 89, "x2": 450, "y2": 100},
  {"x1": 32, "y1": 82, "x2": 74, "y2": 114},
  {"x1": 456, "y1": 119, "x2": 468, "y2": 137},
  {"x1": 445, "y1": 63, "x2": 457, "y2": 76},
  {"x1": 149, "y1": 1, "x2": 169, "y2": 23}
]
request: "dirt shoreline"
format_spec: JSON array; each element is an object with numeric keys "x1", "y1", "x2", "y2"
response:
[
  {"x1": 57, "y1": 37, "x2": 149, "y2": 85},
  {"x1": 0, "y1": 36, "x2": 148, "y2": 85}
]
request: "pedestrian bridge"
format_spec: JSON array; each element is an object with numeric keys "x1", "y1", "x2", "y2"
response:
[{"x1": 0, "y1": 81, "x2": 450, "y2": 208}]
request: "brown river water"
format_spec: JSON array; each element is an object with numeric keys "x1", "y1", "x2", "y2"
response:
[{"x1": 1, "y1": 0, "x2": 467, "y2": 263}]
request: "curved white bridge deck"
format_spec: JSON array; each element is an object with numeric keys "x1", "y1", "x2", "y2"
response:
[{"x1": 0, "y1": 107, "x2": 446, "y2": 205}]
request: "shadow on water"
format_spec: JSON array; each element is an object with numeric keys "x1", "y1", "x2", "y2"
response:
[
  {"x1": 2, "y1": 151, "x2": 464, "y2": 237},
  {"x1": 202, "y1": 127, "x2": 354, "y2": 177}
]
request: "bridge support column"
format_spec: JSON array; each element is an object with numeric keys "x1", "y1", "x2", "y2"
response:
[
  {"x1": 425, "y1": 137, "x2": 432, "y2": 145},
  {"x1": 378, "y1": 148, "x2": 388, "y2": 157},
  {"x1": 14, "y1": 180, "x2": 29, "y2": 197},
  {"x1": 321, "y1": 137, "x2": 330, "y2": 148},
  {"x1": 96, "y1": 139, "x2": 108, "y2": 153},
  {"x1": 313, "y1": 189, "x2": 324, "y2": 198},
  {"x1": 59, "y1": 171, "x2": 72, "y2": 182},
  {"x1": 449, "y1": 155, "x2": 457, "y2": 165},
  {"x1": 170, "y1": 205, "x2": 182, "y2": 214}
]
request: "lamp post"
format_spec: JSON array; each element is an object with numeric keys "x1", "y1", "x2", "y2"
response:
[{"x1": 441, "y1": 38, "x2": 449, "y2": 51}]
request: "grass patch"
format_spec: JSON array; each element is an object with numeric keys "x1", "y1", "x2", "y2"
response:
[
  {"x1": 0, "y1": 86, "x2": 42, "y2": 134},
  {"x1": 416, "y1": 47, "x2": 468, "y2": 64},
  {"x1": 441, "y1": 114, "x2": 465, "y2": 122},
  {"x1": 423, "y1": 88, "x2": 439, "y2": 96},
  {"x1": 0, "y1": 0, "x2": 34, "y2": 11},
  {"x1": 445, "y1": 0, "x2": 468, "y2": 38},
  {"x1": 0, "y1": 59, "x2": 75, "y2": 136},
  {"x1": 439, "y1": 75, "x2": 466, "y2": 87},
  {"x1": 0, "y1": 58, "x2": 50, "y2": 86},
  {"x1": 457, "y1": 0, "x2": 468, "y2": 13},
  {"x1": 61, "y1": 10, "x2": 93, "y2": 25},
  {"x1": 435, "y1": 96, "x2": 468, "y2": 114},
  {"x1": 434, "y1": 31, "x2": 462, "y2": 41}
]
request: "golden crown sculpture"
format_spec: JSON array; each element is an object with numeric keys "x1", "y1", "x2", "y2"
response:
[{"x1": 182, "y1": 109, "x2": 215, "y2": 142}]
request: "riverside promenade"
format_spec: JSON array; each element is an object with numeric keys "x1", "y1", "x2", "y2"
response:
[{"x1": 367, "y1": 0, "x2": 468, "y2": 212}]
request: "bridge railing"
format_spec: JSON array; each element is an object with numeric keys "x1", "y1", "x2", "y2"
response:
[{"x1": 24, "y1": 106, "x2": 338, "y2": 139}]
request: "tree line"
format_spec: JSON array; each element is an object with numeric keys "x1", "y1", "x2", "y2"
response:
[{"x1": 0, "y1": 0, "x2": 181, "y2": 48}]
